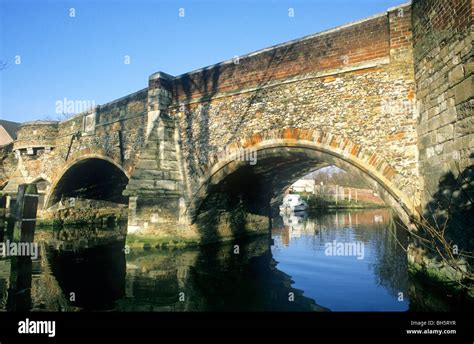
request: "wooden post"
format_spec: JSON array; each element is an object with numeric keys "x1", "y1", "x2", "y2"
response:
[
  {"x1": 6, "y1": 197, "x2": 17, "y2": 241},
  {"x1": 118, "y1": 130, "x2": 125, "y2": 164},
  {"x1": 4, "y1": 185, "x2": 37, "y2": 312},
  {"x1": 0, "y1": 195, "x2": 5, "y2": 242},
  {"x1": 17, "y1": 184, "x2": 39, "y2": 243},
  {"x1": 15, "y1": 185, "x2": 26, "y2": 219},
  {"x1": 7, "y1": 256, "x2": 32, "y2": 311}
]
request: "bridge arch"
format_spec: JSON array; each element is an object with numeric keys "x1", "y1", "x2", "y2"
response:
[
  {"x1": 45, "y1": 154, "x2": 130, "y2": 209},
  {"x1": 187, "y1": 128, "x2": 418, "y2": 227}
]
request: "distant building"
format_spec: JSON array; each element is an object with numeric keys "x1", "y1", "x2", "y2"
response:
[
  {"x1": 290, "y1": 179, "x2": 316, "y2": 193},
  {"x1": 289, "y1": 177, "x2": 385, "y2": 205},
  {"x1": 0, "y1": 120, "x2": 20, "y2": 146}
]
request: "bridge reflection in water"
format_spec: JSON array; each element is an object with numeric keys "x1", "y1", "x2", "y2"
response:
[{"x1": 0, "y1": 209, "x2": 467, "y2": 311}]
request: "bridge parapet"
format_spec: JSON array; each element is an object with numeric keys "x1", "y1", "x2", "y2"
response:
[{"x1": 13, "y1": 121, "x2": 58, "y2": 154}]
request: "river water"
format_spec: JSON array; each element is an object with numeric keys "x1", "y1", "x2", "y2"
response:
[{"x1": 0, "y1": 208, "x2": 466, "y2": 312}]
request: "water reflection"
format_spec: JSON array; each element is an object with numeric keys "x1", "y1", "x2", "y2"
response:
[
  {"x1": 49, "y1": 241, "x2": 126, "y2": 310},
  {"x1": 0, "y1": 209, "x2": 465, "y2": 311},
  {"x1": 272, "y1": 209, "x2": 409, "y2": 311},
  {"x1": 48, "y1": 236, "x2": 325, "y2": 311}
]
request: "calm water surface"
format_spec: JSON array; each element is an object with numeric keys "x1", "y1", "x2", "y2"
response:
[{"x1": 0, "y1": 209, "x2": 466, "y2": 311}]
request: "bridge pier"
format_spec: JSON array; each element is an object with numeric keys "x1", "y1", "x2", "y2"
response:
[{"x1": 123, "y1": 72, "x2": 194, "y2": 242}]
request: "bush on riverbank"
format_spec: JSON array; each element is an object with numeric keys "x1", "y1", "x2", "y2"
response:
[
  {"x1": 303, "y1": 193, "x2": 387, "y2": 214},
  {"x1": 306, "y1": 194, "x2": 330, "y2": 210}
]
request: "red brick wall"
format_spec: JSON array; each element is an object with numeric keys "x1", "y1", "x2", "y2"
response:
[
  {"x1": 344, "y1": 187, "x2": 386, "y2": 205},
  {"x1": 413, "y1": 0, "x2": 472, "y2": 48},
  {"x1": 389, "y1": 6, "x2": 413, "y2": 51},
  {"x1": 171, "y1": 14, "x2": 394, "y2": 103}
]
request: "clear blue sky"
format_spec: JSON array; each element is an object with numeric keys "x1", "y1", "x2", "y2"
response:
[{"x1": 0, "y1": 0, "x2": 405, "y2": 123}]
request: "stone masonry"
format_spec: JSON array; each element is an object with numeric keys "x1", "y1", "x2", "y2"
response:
[
  {"x1": 0, "y1": 1, "x2": 471, "y2": 248},
  {"x1": 124, "y1": 72, "x2": 187, "y2": 235},
  {"x1": 412, "y1": 0, "x2": 473, "y2": 208}
]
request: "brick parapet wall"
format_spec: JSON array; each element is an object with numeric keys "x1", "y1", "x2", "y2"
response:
[{"x1": 170, "y1": 13, "x2": 393, "y2": 104}]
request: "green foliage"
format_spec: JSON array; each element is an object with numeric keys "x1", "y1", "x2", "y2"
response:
[
  {"x1": 304, "y1": 194, "x2": 386, "y2": 211},
  {"x1": 305, "y1": 194, "x2": 330, "y2": 210},
  {"x1": 310, "y1": 166, "x2": 369, "y2": 188}
]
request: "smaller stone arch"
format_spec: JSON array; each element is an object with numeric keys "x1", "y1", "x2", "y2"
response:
[
  {"x1": 44, "y1": 154, "x2": 130, "y2": 209},
  {"x1": 30, "y1": 176, "x2": 52, "y2": 210}
]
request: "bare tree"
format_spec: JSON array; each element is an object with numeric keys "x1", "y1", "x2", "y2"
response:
[{"x1": 405, "y1": 161, "x2": 474, "y2": 290}]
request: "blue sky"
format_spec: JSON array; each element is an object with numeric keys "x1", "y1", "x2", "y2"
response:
[{"x1": 1, "y1": 0, "x2": 405, "y2": 123}]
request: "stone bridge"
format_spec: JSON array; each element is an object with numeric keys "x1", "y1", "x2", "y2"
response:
[{"x1": 1, "y1": 1, "x2": 472, "y2": 246}]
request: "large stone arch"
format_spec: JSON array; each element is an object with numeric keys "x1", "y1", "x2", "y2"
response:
[
  {"x1": 44, "y1": 154, "x2": 130, "y2": 209},
  {"x1": 186, "y1": 128, "x2": 420, "y2": 228}
]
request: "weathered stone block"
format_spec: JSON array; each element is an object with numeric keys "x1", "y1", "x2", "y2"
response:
[
  {"x1": 454, "y1": 116, "x2": 474, "y2": 137},
  {"x1": 135, "y1": 170, "x2": 164, "y2": 179},
  {"x1": 448, "y1": 64, "x2": 465, "y2": 85},
  {"x1": 465, "y1": 60, "x2": 474, "y2": 76},
  {"x1": 435, "y1": 124, "x2": 454, "y2": 143},
  {"x1": 155, "y1": 180, "x2": 176, "y2": 191},
  {"x1": 128, "y1": 180, "x2": 155, "y2": 190},
  {"x1": 140, "y1": 150, "x2": 158, "y2": 159},
  {"x1": 161, "y1": 160, "x2": 179, "y2": 170},
  {"x1": 163, "y1": 171, "x2": 181, "y2": 180},
  {"x1": 160, "y1": 141, "x2": 176, "y2": 152},
  {"x1": 137, "y1": 159, "x2": 158, "y2": 169},
  {"x1": 454, "y1": 75, "x2": 473, "y2": 105},
  {"x1": 162, "y1": 149, "x2": 177, "y2": 161}
]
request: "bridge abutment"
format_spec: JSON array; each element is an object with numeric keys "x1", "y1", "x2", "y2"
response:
[{"x1": 409, "y1": 0, "x2": 473, "y2": 286}]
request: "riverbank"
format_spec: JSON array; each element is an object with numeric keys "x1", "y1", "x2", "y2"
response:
[
  {"x1": 408, "y1": 262, "x2": 474, "y2": 307},
  {"x1": 303, "y1": 194, "x2": 387, "y2": 212}
]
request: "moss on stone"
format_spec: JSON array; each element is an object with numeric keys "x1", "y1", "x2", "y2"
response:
[
  {"x1": 126, "y1": 229, "x2": 269, "y2": 249},
  {"x1": 126, "y1": 234, "x2": 200, "y2": 249},
  {"x1": 35, "y1": 218, "x2": 62, "y2": 228},
  {"x1": 408, "y1": 262, "x2": 474, "y2": 301}
]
